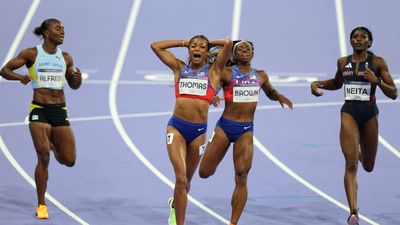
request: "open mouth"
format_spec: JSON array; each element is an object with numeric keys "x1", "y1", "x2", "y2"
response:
[{"x1": 193, "y1": 53, "x2": 201, "y2": 59}]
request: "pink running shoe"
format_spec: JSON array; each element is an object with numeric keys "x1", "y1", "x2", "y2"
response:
[{"x1": 347, "y1": 214, "x2": 359, "y2": 225}]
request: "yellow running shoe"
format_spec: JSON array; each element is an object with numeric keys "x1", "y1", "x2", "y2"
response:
[
  {"x1": 35, "y1": 204, "x2": 49, "y2": 219},
  {"x1": 168, "y1": 198, "x2": 176, "y2": 225}
]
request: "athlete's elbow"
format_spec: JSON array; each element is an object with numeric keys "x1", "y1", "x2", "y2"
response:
[{"x1": 0, "y1": 68, "x2": 5, "y2": 78}]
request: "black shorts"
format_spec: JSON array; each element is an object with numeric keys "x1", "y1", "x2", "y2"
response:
[
  {"x1": 340, "y1": 100, "x2": 379, "y2": 126},
  {"x1": 29, "y1": 101, "x2": 70, "y2": 126}
]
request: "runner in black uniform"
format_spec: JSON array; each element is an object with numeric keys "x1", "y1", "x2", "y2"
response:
[{"x1": 311, "y1": 27, "x2": 397, "y2": 225}]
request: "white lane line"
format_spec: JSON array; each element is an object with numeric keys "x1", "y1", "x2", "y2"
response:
[
  {"x1": 1, "y1": 99, "x2": 398, "y2": 127},
  {"x1": 334, "y1": 0, "x2": 399, "y2": 160},
  {"x1": 107, "y1": 0, "x2": 229, "y2": 224},
  {"x1": 335, "y1": 0, "x2": 347, "y2": 57},
  {"x1": 0, "y1": 137, "x2": 89, "y2": 225},
  {"x1": 0, "y1": 1, "x2": 90, "y2": 224},
  {"x1": 231, "y1": 0, "x2": 242, "y2": 40},
  {"x1": 0, "y1": 0, "x2": 41, "y2": 70},
  {"x1": 379, "y1": 135, "x2": 400, "y2": 158},
  {"x1": 254, "y1": 137, "x2": 379, "y2": 225}
]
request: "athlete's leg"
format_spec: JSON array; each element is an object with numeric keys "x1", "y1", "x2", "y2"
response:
[
  {"x1": 340, "y1": 113, "x2": 360, "y2": 215},
  {"x1": 166, "y1": 126, "x2": 188, "y2": 225},
  {"x1": 199, "y1": 127, "x2": 231, "y2": 178},
  {"x1": 185, "y1": 133, "x2": 206, "y2": 193},
  {"x1": 359, "y1": 117, "x2": 378, "y2": 172},
  {"x1": 29, "y1": 122, "x2": 52, "y2": 206},
  {"x1": 230, "y1": 132, "x2": 253, "y2": 224},
  {"x1": 51, "y1": 126, "x2": 76, "y2": 167}
]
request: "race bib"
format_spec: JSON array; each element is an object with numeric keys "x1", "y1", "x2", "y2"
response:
[
  {"x1": 37, "y1": 69, "x2": 64, "y2": 89},
  {"x1": 178, "y1": 78, "x2": 208, "y2": 96},
  {"x1": 344, "y1": 81, "x2": 371, "y2": 101},
  {"x1": 233, "y1": 86, "x2": 259, "y2": 102}
]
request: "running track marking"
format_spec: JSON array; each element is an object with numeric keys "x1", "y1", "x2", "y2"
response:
[
  {"x1": 0, "y1": 1, "x2": 396, "y2": 224},
  {"x1": 0, "y1": 1, "x2": 89, "y2": 224}
]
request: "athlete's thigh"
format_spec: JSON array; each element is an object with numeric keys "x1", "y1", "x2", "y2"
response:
[
  {"x1": 51, "y1": 126, "x2": 76, "y2": 156},
  {"x1": 340, "y1": 113, "x2": 360, "y2": 158},
  {"x1": 201, "y1": 127, "x2": 231, "y2": 170},
  {"x1": 166, "y1": 126, "x2": 187, "y2": 175},
  {"x1": 360, "y1": 117, "x2": 378, "y2": 162},
  {"x1": 233, "y1": 132, "x2": 253, "y2": 171},
  {"x1": 29, "y1": 122, "x2": 52, "y2": 154}
]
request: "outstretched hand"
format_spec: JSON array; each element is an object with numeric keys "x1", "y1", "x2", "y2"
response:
[
  {"x1": 311, "y1": 81, "x2": 324, "y2": 97},
  {"x1": 278, "y1": 94, "x2": 293, "y2": 109}
]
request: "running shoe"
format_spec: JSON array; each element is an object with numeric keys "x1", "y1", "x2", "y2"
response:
[
  {"x1": 35, "y1": 204, "x2": 49, "y2": 219},
  {"x1": 347, "y1": 208, "x2": 359, "y2": 225},
  {"x1": 168, "y1": 198, "x2": 176, "y2": 225},
  {"x1": 347, "y1": 214, "x2": 359, "y2": 225}
]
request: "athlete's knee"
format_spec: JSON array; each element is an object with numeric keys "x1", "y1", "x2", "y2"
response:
[
  {"x1": 199, "y1": 167, "x2": 215, "y2": 179},
  {"x1": 175, "y1": 175, "x2": 188, "y2": 190},
  {"x1": 57, "y1": 149, "x2": 76, "y2": 167},
  {"x1": 361, "y1": 161, "x2": 374, "y2": 173},
  {"x1": 37, "y1": 152, "x2": 50, "y2": 167},
  {"x1": 235, "y1": 169, "x2": 249, "y2": 186},
  {"x1": 345, "y1": 159, "x2": 358, "y2": 172},
  {"x1": 63, "y1": 158, "x2": 75, "y2": 167}
]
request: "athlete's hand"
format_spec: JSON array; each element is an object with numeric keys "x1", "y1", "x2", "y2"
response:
[
  {"x1": 69, "y1": 67, "x2": 82, "y2": 89},
  {"x1": 278, "y1": 94, "x2": 293, "y2": 109},
  {"x1": 211, "y1": 96, "x2": 223, "y2": 107},
  {"x1": 363, "y1": 67, "x2": 380, "y2": 84},
  {"x1": 311, "y1": 81, "x2": 324, "y2": 97},
  {"x1": 20, "y1": 75, "x2": 31, "y2": 85}
]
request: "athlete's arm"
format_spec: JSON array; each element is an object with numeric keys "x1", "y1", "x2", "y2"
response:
[
  {"x1": 150, "y1": 40, "x2": 185, "y2": 74},
  {"x1": 210, "y1": 39, "x2": 232, "y2": 73},
  {"x1": 260, "y1": 70, "x2": 293, "y2": 109},
  {"x1": 0, "y1": 48, "x2": 35, "y2": 84},
  {"x1": 311, "y1": 57, "x2": 345, "y2": 96},
  {"x1": 64, "y1": 52, "x2": 82, "y2": 90},
  {"x1": 374, "y1": 56, "x2": 397, "y2": 100}
]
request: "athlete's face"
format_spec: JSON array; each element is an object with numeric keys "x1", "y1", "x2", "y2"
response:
[
  {"x1": 44, "y1": 21, "x2": 65, "y2": 45},
  {"x1": 234, "y1": 42, "x2": 253, "y2": 64},
  {"x1": 350, "y1": 30, "x2": 371, "y2": 51},
  {"x1": 189, "y1": 38, "x2": 209, "y2": 65}
]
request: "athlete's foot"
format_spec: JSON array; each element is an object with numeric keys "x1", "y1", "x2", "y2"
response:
[
  {"x1": 35, "y1": 204, "x2": 49, "y2": 219},
  {"x1": 168, "y1": 198, "x2": 176, "y2": 225}
]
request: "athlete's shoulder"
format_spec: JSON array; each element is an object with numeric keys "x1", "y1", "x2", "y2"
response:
[
  {"x1": 337, "y1": 56, "x2": 347, "y2": 68},
  {"x1": 17, "y1": 47, "x2": 38, "y2": 64},
  {"x1": 255, "y1": 68, "x2": 267, "y2": 77},
  {"x1": 62, "y1": 51, "x2": 73, "y2": 65}
]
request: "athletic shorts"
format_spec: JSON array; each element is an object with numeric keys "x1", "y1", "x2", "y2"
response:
[
  {"x1": 340, "y1": 100, "x2": 379, "y2": 127},
  {"x1": 29, "y1": 101, "x2": 70, "y2": 126},
  {"x1": 167, "y1": 115, "x2": 207, "y2": 144},
  {"x1": 216, "y1": 116, "x2": 253, "y2": 143}
]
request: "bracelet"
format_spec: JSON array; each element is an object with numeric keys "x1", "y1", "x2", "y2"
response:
[{"x1": 181, "y1": 40, "x2": 185, "y2": 47}]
